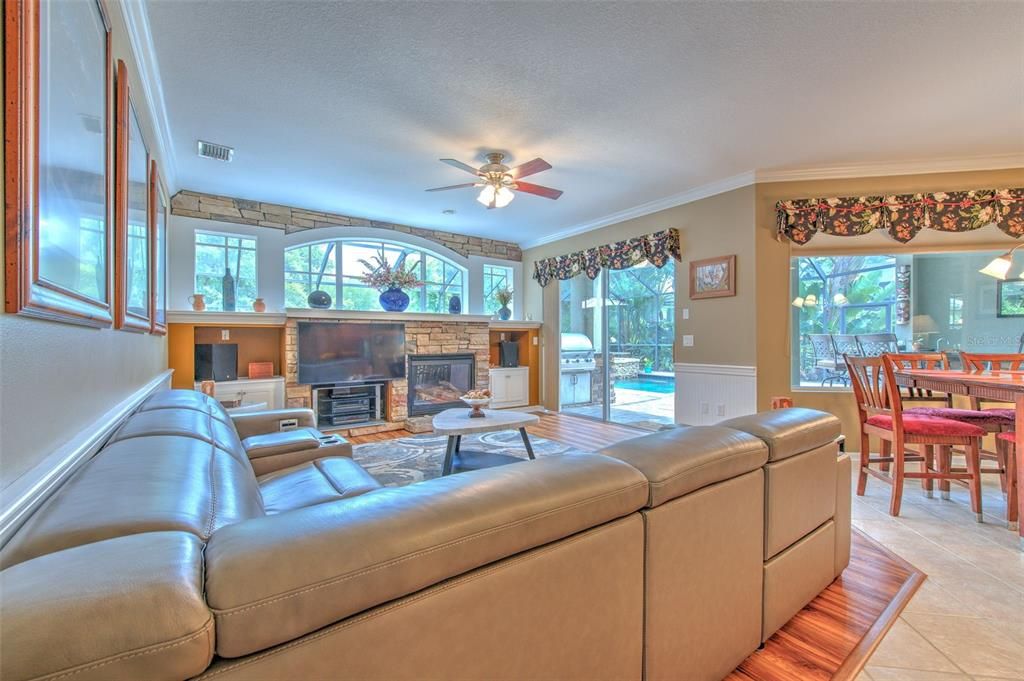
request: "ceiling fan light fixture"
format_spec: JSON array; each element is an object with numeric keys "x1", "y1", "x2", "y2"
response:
[
  {"x1": 476, "y1": 184, "x2": 496, "y2": 206},
  {"x1": 494, "y1": 186, "x2": 515, "y2": 208}
]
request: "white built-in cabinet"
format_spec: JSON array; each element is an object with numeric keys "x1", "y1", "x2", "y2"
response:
[
  {"x1": 193, "y1": 377, "x2": 285, "y2": 411},
  {"x1": 489, "y1": 367, "x2": 530, "y2": 408}
]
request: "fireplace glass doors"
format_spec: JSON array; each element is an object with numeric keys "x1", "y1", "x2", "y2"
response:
[{"x1": 408, "y1": 354, "x2": 475, "y2": 416}]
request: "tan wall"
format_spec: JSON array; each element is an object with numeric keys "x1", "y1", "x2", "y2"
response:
[
  {"x1": 0, "y1": 2, "x2": 170, "y2": 490},
  {"x1": 755, "y1": 167, "x2": 1024, "y2": 449},
  {"x1": 523, "y1": 185, "x2": 757, "y2": 408}
]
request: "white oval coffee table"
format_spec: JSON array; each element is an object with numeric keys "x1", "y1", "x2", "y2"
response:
[{"x1": 432, "y1": 408, "x2": 541, "y2": 476}]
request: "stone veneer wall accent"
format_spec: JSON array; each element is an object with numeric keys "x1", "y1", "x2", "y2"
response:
[
  {"x1": 171, "y1": 190, "x2": 522, "y2": 261},
  {"x1": 284, "y1": 318, "x2": 491, "y2": 426}
]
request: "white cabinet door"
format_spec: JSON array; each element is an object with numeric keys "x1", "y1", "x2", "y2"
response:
[
  {"x1": 490, "y1": 371, "x2": 510, "y2": 403},
  {"x1": 490, "y1": 368, "x2": 529, "y2": 408}
]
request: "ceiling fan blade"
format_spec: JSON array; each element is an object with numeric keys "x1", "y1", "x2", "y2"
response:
[
  {"x1": 508, "y1": 157, "x2": 552, "y2": 179},
  {"x1": 425, "y1": 182, "x2": 480, "y2": 192},
  {"x1": 439, "y1": 158, "x2": 481, "y2": 176},
  {"x1": 514, "y1": 181, "x2": 563, "y2": 200}
]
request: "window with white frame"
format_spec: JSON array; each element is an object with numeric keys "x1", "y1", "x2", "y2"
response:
[
  {"x1": 284, "y1": 238, "x2": 466, "y2": 313},
  {"x1": 194, "y1": 231, "x2": 257, "y2": 311},
  {"x1": 483, "y1": 263, "x2": 513, "y2": 316}
]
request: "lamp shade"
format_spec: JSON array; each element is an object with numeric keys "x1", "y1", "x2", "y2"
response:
[
  {"x1": 979, "y1": 254, "x2": 1013, "y2": 280},
  {"x1": 476, "y1": 185, "x2": 497, "y2": 206},
  {"x1": 803, "y1": 294, "x2": 818, "y2": 306},
  {"x1": 792, "y1": 296, "x2": 805, "y2": 308},
  {"x1": 833, "y1": 293, "x2": 849, "y2": 306},
  {"x1": 912, "y1": 314, "x2": 938, "y2": 333}
]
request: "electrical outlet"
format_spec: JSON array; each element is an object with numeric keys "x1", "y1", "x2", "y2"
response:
[
  {"x1": 683, "y1": 335, "x2": 694, "y2": 347},
  {"x1": 716, "y1": 404, "x2": 726, "y2": 417},
  {"x1": 221, "y1": 329, "x2": 230, "y2": 341},
  {"x1": 700, "y1": 402, "x2": 709, "y2": 415}
]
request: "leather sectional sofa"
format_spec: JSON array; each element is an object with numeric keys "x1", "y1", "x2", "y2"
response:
[{"x1": 0, "y1": 390, "x2": 850, "y2": 681}]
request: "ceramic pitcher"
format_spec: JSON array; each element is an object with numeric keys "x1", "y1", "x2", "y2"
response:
[{"x1": 188, "y1": 294, "x2": 206, "y2": 311}]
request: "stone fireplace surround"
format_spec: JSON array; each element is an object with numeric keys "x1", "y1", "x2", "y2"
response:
[{"x1": 285, "y1": 314, "x2": 490, "y2": 433}]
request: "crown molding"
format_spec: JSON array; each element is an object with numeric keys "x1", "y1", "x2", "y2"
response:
[
  {"x1": 519, "y1": 170, "x2": 756, "y2": 250},
  {"x1": 118, "y1": 0, "x2": 178, "y2": 191},
  {"x1": 754, "y1": 153, "x2": 1024, "y2": 184}
]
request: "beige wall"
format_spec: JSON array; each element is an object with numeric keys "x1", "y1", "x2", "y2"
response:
[
  {"x1": 755, "y1": 167, "x2": 1024, "y2": 448},
  {"x1": 0, "y1": 2, "x2": 170, "y2": 490},
  {"x1": 523, "y1": 185, "x2": 756, "y2": 408}
]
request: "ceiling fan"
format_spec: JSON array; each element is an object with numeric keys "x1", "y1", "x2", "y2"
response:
[{"x1": 426, "y1": 152, "x2": 563, "y2": 209}]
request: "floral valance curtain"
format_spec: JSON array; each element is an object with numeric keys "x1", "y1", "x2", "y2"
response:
[
  {"x1": 777, "y1": 188, "x2": 1024, "y2": 245},
  {"x1": 532, "y1": 228, "x2": 681, "y2": 287}
]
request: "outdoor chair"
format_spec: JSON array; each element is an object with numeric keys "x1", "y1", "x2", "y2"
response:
[{"x1": 856, "y1": 333, "x2": 899, "y2": 356}]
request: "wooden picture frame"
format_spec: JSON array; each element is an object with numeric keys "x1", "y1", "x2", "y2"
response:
[
  {"x1": 4, "y1": 0, "x2": 114, "y2": 326},
  {"x1": 996, "y1": 280, "x2": 1024, "y2": 318},
  {"x1": 689, "y1": 255, "x2": 736, "y2": 300},
  {"x1": 114, "y1": 59, "x2": 151, "y2": 332},
  {"x1": 150, "y1": 160, "x2": 168, "y2": 334}
]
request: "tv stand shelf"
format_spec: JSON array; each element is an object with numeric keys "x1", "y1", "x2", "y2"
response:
[{"x1": 312, "y1": 382, "x2": 385, "y2": 430}]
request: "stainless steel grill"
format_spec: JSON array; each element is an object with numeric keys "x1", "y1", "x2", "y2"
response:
[{"x1": 560, "y1": 333, "x2": 596, "y2": 371}]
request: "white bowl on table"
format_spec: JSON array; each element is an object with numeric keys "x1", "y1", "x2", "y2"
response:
[{"x1": 460, "y1": 396, "x2": 490, "y2": 418}]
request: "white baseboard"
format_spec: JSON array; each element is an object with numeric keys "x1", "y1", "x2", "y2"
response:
[
  {"x1": 674, "y1": 363, "x2": 757, "y2": 426},
  {"x1": 0, "y1": 370, "x2": 173, "y2": 547}
]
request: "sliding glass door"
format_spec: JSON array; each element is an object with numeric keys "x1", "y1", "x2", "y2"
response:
[{"x1": 558, "y1": 261, "x2": 675, "y2": 428}]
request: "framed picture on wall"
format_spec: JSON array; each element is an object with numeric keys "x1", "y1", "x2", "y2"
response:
[
  {"x1": 114, "y1": 59, "x2": 152, "y2": 332},
  {"x1": 4, "y1": 0, "x2": 114, "y2": 326},
  {"x1": 689, "y1": 255, "x2": 736, "y2": 300},
  {"x1": 150, "y1": 161, "x2": 168, "y2": 334},
  {"x1": 997, "y1": 280, "x2": 1024, "y2": 318}
]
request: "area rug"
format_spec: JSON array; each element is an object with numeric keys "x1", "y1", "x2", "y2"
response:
[{"x1": 352, "y1": 431, "x2": 590, "y2": 487}]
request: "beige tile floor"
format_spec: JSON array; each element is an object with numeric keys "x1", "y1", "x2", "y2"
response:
[{"x1": 852, "y1": 453, "x2": 1024, "y2": 681}]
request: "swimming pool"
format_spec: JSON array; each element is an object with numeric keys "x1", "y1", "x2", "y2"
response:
[{"x1": 615, "y1": 376, "x2": 675, "y2": 394}]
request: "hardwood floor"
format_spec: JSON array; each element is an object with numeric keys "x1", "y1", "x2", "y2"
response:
[{"x1": 348, "y1": 411, "x2": 925, "y2": 679}]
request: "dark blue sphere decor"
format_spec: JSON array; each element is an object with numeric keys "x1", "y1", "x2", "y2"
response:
[
  {"x1": 307, "y1": 290, "x2": 332, "y2": 309},
  {"x1": 379, "y1": 286, "x2": 410, "y2": 312},
  {"x1": 448, "y1": 295, "x2": 462, "y2": 314}
]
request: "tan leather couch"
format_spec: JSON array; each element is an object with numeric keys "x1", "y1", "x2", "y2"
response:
[{"x1": 0, "y1": 391, "x2": 848, "y2": 681}]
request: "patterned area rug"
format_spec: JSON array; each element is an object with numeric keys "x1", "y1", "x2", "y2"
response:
[{"x1": 352, "y1": 431, "x2": 591, "y2": 487}]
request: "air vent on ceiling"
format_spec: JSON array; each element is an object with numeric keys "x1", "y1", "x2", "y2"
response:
[{"x1": 197, "y1": 140, "x2": 234, "y2": 162}]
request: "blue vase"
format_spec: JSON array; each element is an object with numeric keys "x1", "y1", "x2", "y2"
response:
[
  {"x1": 448, "y1": 295, "x2": 462, "y2": 314},
  {"x1": 379, "y1": 286, "x2": 410, "y2": 312},
  {"x1": 498, "y1": 305, "x2": 512, "y2": 321}
]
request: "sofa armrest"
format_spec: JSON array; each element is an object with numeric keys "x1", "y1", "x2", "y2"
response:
[
  {"x1": 230, "y1": 408, "x2": 316, "y2": 439},
  {"x1": 205, "y1": 454, "x2": 648, "y2": 658},
  {"x1": 0, "y1": 532, "x2": 213, "y2": 681}
]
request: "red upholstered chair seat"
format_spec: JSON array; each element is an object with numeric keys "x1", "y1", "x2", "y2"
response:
[
  {"x1": 997, "y1": 432, "x2": 1016, "y2": 444},
  {"x1": 904, "y1": 406, "x2": 1013, "y2": 428},
  {"x1": 866, "y1": 414, "x2": 986, "y2": 437}
]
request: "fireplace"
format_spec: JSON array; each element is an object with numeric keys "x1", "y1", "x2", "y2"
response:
[{"x1": 408, "y1": 354, "x2": 476, "y2": 416}]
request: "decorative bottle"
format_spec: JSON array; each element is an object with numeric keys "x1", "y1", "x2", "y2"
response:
[{"x1": 222, "y1": 267, "x2": 236, "y2": 311}]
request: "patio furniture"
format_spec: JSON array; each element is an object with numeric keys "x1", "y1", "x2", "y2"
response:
[
  {"x1": 846, "y1": 355, "x2": 985, "y2": 519},
  {"x1": 856, "y1": 333, "x2": 899, "y2": 356},
  {"x1": 832, "y1": 334, "x2": 861, "y2": 360},
  {"x1": 807, "y1": 334, "x2": 847, "y2": 386}
]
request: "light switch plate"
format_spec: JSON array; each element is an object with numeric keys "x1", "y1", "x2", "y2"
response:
[
  {"x1": 683, "y1": 335, "x2": 694, "y2": 347},
  {"x1": 682, "y1": 308, "x2": 689, "y2": 319},
  {"x1": 221, "y1": 329, "x2": 230, "y2": 341}
]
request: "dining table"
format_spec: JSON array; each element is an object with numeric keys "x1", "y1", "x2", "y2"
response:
[{"x1": 892, "y1": 368, "x2": 1023, "y2": 548}]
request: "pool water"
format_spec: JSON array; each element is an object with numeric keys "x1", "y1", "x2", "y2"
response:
[{"x1": 615, "y1": 377, "x2": 675, "y2": 394}]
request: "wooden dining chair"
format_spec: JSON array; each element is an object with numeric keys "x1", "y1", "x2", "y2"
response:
[
  {"x1": 846, "y1": 354, "x2": 985, "y2": 519},
  {"x1": 995, "y1": 432, "x2": 1019, "y2": 531}
]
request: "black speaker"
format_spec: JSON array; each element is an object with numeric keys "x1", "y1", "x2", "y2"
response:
[
  {"x1": 195, "y1": 344, "x2": 238, "y2": 382},
  {"x1": 498, "y1": 340, "x2": 519, "y2": 368}
]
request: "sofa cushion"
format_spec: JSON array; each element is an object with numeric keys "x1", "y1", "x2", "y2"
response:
[
  {"x1": 866, "y1": 414, "x2": 986, "y2": 437},
  {"x1": 0, "y1": 436, "x2": 263, "y2": 569},
  {"x1": 138, "y1": 388, "x2": 232, "y2": 425},
  {"x1": 598, "y1": 426, "x2": 768, "y2": 507},
  {"x1": 719, "y1": 408, "x2": 841, "y2": 462},
  {"x1": 243, "y1": 427, "x2": 322, "y2": 460},
  {"x1": 110, "y1": 408, "x2": 248, "y2": 465},
  {"x1": 0, "y1": 532, "x2": 213, "y2": 681},
  {"x1": 258, "y1": 457, "x2": 381, "y2": 514}
]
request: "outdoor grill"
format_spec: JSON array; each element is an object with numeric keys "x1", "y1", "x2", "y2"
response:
[{"x1": 560, "y1": 333, "x2": 596, "y2": 371}]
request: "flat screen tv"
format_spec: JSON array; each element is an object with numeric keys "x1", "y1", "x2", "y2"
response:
[{"x1": 297, "y1": 322, "x2": 406, "y2": 385}]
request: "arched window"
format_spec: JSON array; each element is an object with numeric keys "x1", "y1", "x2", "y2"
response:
[{"x1": 285, "y1": 238, "x2": 467, "y2": 313}]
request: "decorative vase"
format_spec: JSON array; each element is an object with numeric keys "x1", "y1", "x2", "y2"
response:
[
  {"x1": 188, "y1": 294, "x2": 206, "y2": 311},
  {"x1": 222, "y1": 267, "x2": 236, "y2": 312},
  {"x1": 498, "y1": 305, "x2": 512, "y2": 321},
  {"x1": 252, "y1": 298, "x2": 266, "y2": 313},
  {"x1": 379, "y1": 286, "x2": 410, "y2": 312},
  {"x1": 448, "y1": 295, "x2": 462, "y2": 314},
  {"x1": 307, "y1": 290, "x2": 332, "y2": 309}
]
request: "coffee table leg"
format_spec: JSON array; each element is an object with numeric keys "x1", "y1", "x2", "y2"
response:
[
  {"x1": 520, "y1": 428, "x2": 536, "y2": 460},
  {"x1": 443, "y1": 436, "x2": 457, "y2": 476}
]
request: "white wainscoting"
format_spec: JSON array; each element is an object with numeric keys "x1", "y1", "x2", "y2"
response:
[
  {"x1": 674, "y1": 363, "x2": 757, "y2": 426},
  {"x1": 0, "y1": 370, "x2": 173, "y2": 547}
]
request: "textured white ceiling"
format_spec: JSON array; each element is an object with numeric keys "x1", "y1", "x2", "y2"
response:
[{"x1": 146, "y1": 0, "x2": 1024, "y2": 246}]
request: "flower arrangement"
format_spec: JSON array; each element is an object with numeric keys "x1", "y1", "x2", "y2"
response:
[
  {"x1": 494, "y1": 287, "x2": 514, "y2": 307},
  {"x1": 358, "y1": 251, "x2": 423, "y2": 291}
]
